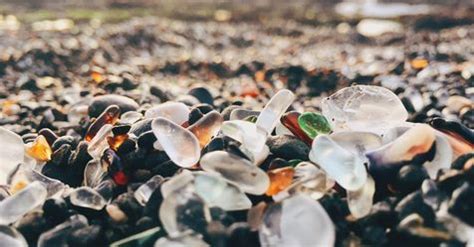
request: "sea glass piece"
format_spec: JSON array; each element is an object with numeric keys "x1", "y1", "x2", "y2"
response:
[
  {"x1": 194, "y1": 172, "x2": 252, "y2": 211},
  {"x1": 347, "y1": 175, "x2": 375, "y2": 218},
  {"x1": 161, "y1": 170, "x2": 194, "y2": 199},
  {"x1": 69, "y1": 187, "x2": 107, "y2": 210},
  {"x1": 259, "y1": 195, "x2": 335, "y2": 247},
  {"x1": 145, "y1": 102, "x2": 190, "y2": 125},
  {"x1": 87, "y1": 124, "x2": 113, "y2": 159},
  {"x1": 9, "y1": 166, "x2": 65, "y2": 198},
  {"x1": 256, "y1": 89, "x2": 295, "y2": 135},
  {"x1": 200, "y1": 151, "x2": 270, "y2": 195},
  {"x1": 152, "y1": 117, "x2": 200, "y2": 168},
  {"x1": 85, "y1": 105, "x2": 120, "y2": 142},
  {"x1": 321, "y1": 85, "x2": 408, "y2": 132},
  {"x1": 0, "y1": 225, "x2": 28, "y2": 247},
  {"x1": 230, "y1": 109, "x2": 260, "y2": 121},
  {"x1": 330, "y1": 131, "x2": 383, "y2": 160},
  {"x1": 266, "y1": 167, "x2": 295, "y2": 196},
  {"x1": 0, "y1": 181, "x2": 47, "y2": 225},
  {"x1": 37, "y1": 215, "x2": 88, "y2": 247},
  {"x1": 101, "y1": 149, "x2": 128, "y2": 186},
  {"x1": 281, "y1": 111, "x2": 313, "y2": 145},
  {"x1": 119, "y1": 111, "x2": 143, "y2": 125},
  {"x1": 94, "y1": 179, "x2": 116, "y2": 203},
  {"x1": 310, "y1": 135, "x2": 367, "y2": 191},
  {"x1": 423, "y1": 133, "x2": 453, "y2": 179},
  {"x1": 298, "y1": 112, "x2": 331, "y2": 139},
  {"x1": 83, "y1": 159, "x2": 107, "y2": 188},
  {"x1": 134, "y1": 175, "x2": 164, "y2": 206},
  {"x1": 159, "y1": 181, "x2": 210, "y2": 237},
  {"x1": 275, "y1": 122, "x2": 294, "y2": 136},
  {"x1": 107, "y1": 133, "x2": 129, "y2": 151},
  {"x1": 276, "y1": 162, "x2": 334, "y2": 201},
  {"x1": 367, "y1": 124, "x2": 436, "y2": 173},
  {"x1": 221, "y1": 120, "x2": 267, "y2": 153},
  {"x1": 187, "y1": 111, "x2": 223, "y2": 148},
  {"x1": 25, "y1": 135, "x2": 52, "y2": 162}
]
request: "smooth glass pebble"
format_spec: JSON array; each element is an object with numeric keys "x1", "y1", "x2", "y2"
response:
[
  {"x1": 275, "y1": 122, "x2": 294, "y2": 136},
  {"x1": 187, "y1": 111, "x2": 223, "y2": 148},
  {"x1": 69, "y1": 187, "x2": 107, "y2": 210},
  {"x1": 119, "y1": 111, "x2": 143, "y2": 125},
  {"x1": 321, "y1": 85, "x2": 408, "y2": 132},
  {"x1": 25, "y1": 135, "x2": 52, "y2": 162},
  {"x1": 330, "y1": 131, "x2": 383, "y2": 160},
  {"x1": 200, "y1": 151, "x2": 270, "y2": 195},
  {"x1": 0, "y1": 181, "x2": 47, "y2": 225},
  {"x1": 347, "y1": 175, "x2": 375, "y2": 218},
  {"x1": 266, "y1": 167, "x2": 295, "y2": 196},
  {"x1": 423, "y1": 133, "x2": 453, "y2": 179},
  {"x1": 87, "y1": 124, "x2": 113, "y2": 159},
  {"x1": 152, "y1": 118, "x2": 200, "y2": 168},
  {"x1": 145, "y1": 102, "x2": 190, "y2": 125},
  {"x1": 256, "y1": 89, "x2": 295, "y2": 135},
  {"x1": 0, "y1": 225, "x2": 28, "y2": 247},
  {"x1": 134, "y1": 175, "x2": 164, "y2": 206},
  {"x1": 161, "y1": 170, "x2": 195, "y2": 199},
  {"x1": 366, "y1": 124, "x2": 435, "y2": 170},
  {"x1": 194, "y1": 172, "x2": 251, "y2": 211},
  {"x1": 159, "y1": 182, "x2": 210, "y2": 237},
  {"x1": 94, "y1": 179, "x2": 116, "y2": 203},
  {"x1": 67, "y1": 103, "x2": 89, "y2": 125},
  {"x1": 280, "y1": 111, "x2": 313, "y2": 145},
  {"x1": 9, "y1": 167, "x2": 65, "y2": 198},
  {"x1": 0, "y1": 127, "x2": 24, "y2": 184},
  {"x1": 84, "y1": 159, "x2": 106, "y2": 188},
  {"x1": 221, "y1": 120, "x2": 267, "y2": 153},
  {"x1": 298, "y1": 112, "x2": 331, "y2": 139},
  {"x1": 310, "y1": 135, "x2": 367, "y2": 191},
  {"x1": 85, "y1": 105, "x2": 120, "y2": 142},
  {"x1": 110, "y1": 227, "x2": 162, "y2": 247},
  {"x1": 101, "y1": 149, "x2": 128, "y2": 186},
  {"x1": 38, "y1": 215, "x2": 88, "y2": 247},
  {"x1": 229, "y1": 109, "x2": 260, "y2": 121},
  {"x1": 259, "y1": 195, "x2": 335, "y2": 247},
  {"x1": 276, "y1": 162, "x2": 334, "y2": 201},
  {"x1": 154, "y1": 234, "x2": 208, "y2": 247}
]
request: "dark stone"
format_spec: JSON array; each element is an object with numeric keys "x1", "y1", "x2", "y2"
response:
[
  {"x1": 89, "y1": 94, "x2": 139, "y2": 118},
  {"x1": 43, "y1": 198, "x2": 69, "y2": 224},
  {"x1": 68, "y1": 225, "x2": 104, "y2": 247},
  {"x1": 203, "y1": 136, "x2": 225, "y2": 154},
  {"x1": 144, "y1": 151, "x2": 170, "y2": 170},
  {"x1": 129, "y1": 119, "x2": 153, "y2": 137},
  {"x1": 188, "y1": 107, "x2": 204, "y2": 126},
  {"x1": 116, "y1": 138, "x2": 136, "y2": 155},
  {"x1": 188, "y1": 87, "x2": 214, "y2": 105},
  {"x1": 393, "y1": 165, "x2": 429, "y2": 196},
  {"x1": 150, "y1": 86, "x2": 170, "y2": 102},
  {"x1": 137, "y1": 131, "x2": 157, "y2": 150},
  {"x1": 195, "y1": 103, "x2": 214, "y2": 114},
  {"x1": 395, "y1": 191, "x2": 436, "y2": 226},
  {"x1": 448, "y1": 182, "x2": 474, "y2": 226},
  {"x1": 221, "y1": 105, "x2": 241, "y2": 121},
  {"x1": 226, "y1": 223, "x2": 260, "y2": 247},
  {"x1": 51, "y1": 135, "x2": 77, "y2": 151},
  {"x1": 451, "y1": 152, "x2": 474, "y2": 170},
  {"x1": 150, "y1": 160, "x2": 180, "y2": 178},
  {"x1": 51, "y1": 143, "x2": 72, "y2": 166},
  {"x1": 112, "y1": 125, "x2": 131, "y2": 136},
  {"x1": 112, "y1": 192, "x2": 143, "y2": 222},
  {"x1": 38, "y1": 128, "x2": 58, "y2": 146},
  {"x1": 266, "y1": 135, "x2": 310, "y2": 160},
  {"x1": 143, "y1": 185, "x2": 164, "y2": 220},
  {"x1": 16, "y1": 211, "x2": 49, "y2": 246}
]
